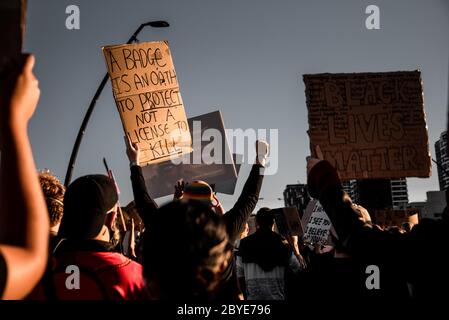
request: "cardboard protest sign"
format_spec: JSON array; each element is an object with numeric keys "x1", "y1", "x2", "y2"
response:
[
  {"x1": 102, "y1": 41, "x2": 192, "y2": 165},
  {"x1": 141, "y1": 110, "x2": 238, "y2": 199},
  {"x1": 304, "y1": 71, "x2": 431, "y2": 180},
  {"x1": 273, "y1": 207, "x2": 304, "y2": 237},
  {"x1": 302, "y1": 200, "x2": 333, "y2": 245}
]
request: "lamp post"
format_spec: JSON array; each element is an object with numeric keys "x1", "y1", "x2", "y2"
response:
[{"x1": 64, "y1": 21, "x2": 169, "y2": 186}]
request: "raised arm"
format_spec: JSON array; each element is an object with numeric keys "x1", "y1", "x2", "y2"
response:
[
  {"x1": 0, "y1": 55, "x2": 49, "y2": 299},
  {"x1": 224, "y1": 140, "x2": 268, "y2": 243},
  {"x1": 306, "y1": 156, "x2": 408, "y2": 262},
  {"x1": 125, "y1": 137, "x2": 158, "y2": 228}
]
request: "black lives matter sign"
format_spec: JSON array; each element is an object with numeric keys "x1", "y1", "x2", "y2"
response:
[{"x1": 304, "y1": 71, "x2": 431, "y2": 180}]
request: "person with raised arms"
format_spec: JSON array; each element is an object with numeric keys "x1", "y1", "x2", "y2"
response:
[
  {"x1": 0, "y1": 55, "x2": 50, "y2": 299},
  {"x1": 306, "y1": 145, "x2": 449, "y2": 302},
  {"x1": 125, "y1": 137, "x2": 269, "y2": 300}
]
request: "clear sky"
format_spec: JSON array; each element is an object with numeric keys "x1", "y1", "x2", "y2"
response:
[{"x1": 24, "y1": 0, "x2": 449, "y2": 210}]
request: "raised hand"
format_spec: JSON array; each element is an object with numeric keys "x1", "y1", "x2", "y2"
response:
[
  {"x1": 256, "y1": 140, "x2": 269, "y2": 167},
  {"x1": 174, "y1": 179, "x2": 185, "y2": 200},
  {"x1": 124, "y1": 136, "x2": 141, "y2": 165},
  {"x1": 1, "y1": 55, "x2": 40, "y2": 132},
  {"x1": 212, "y1": 193, "x2": 225, "y2": 215}
]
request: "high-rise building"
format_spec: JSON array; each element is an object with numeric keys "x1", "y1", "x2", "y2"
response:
[
  {"x1": 342, "y1": 180, "x2": 359, "y2": 203},
  {"x1": 390, "y1": 178, "x2": 409, "y2": 209},
  {"x1": 342, "y1": 178, "x2": 408, "y2": 212},
  {"x1": 435, "y1": 131, "x2": 449, "y2": 191},
  {"x1": 409, "y1": 191, "x2": 446, "y2": 220},
  {"x1": 283, "y1": 184, "x2": 310, "y2": 218}
]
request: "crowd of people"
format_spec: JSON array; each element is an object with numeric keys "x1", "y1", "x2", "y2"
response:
[{"x1": 1, "y1": 55, "x2": 449, "y2": 303}]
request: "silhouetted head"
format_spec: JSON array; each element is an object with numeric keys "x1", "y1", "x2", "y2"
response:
[
  {"x1": 143, "y1": 200, "x2": 232, "y2": 300},
  {"x1": 182, "y1": 180, "x2": 214, "y2": 203},
  {"x1": 256, "y1": 207, "x2": 274, "y2": 231},
  {"x1": 58, "y1": 175, "x2": 118, "y2": 241},
  {"x1": 182, "y1": 180, "x2": 222, "y2": 214},
  {"x1": 39, "y1": 170, "x2": 65, "y2": 232}
]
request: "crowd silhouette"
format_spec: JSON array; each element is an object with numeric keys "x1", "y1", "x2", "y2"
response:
[{"x1": 1, "y1": 55, "x2": 448, "y2": 305}]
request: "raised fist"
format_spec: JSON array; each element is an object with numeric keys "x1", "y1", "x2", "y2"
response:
[{"x1": 256, "y1": 140, "x2": 269, "y2": 167}]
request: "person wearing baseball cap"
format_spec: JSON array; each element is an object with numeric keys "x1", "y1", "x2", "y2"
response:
[
  {"x1": 37, "y1": 174, "x2": 146, "y2": 300},
  {"x1": 58, "y1": 175, "x2": 119, "y2": 241},
  {"x1": 178, "y1": 180, "x2": 225, "y2": 214}
]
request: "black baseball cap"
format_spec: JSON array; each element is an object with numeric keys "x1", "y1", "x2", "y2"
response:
[{"x1": 58, "y1": 175, "x2": 118, "y2": 240}]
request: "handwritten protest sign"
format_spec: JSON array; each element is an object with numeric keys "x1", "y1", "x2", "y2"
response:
[
  {"x1": 142, "y1": 111, "x2": 238, "y2": 198},
  {"x1": 302, "y1": 200, "x2": 333, "y2": 245},
  {"x1": 304, "y1": 71, "x2": 431, "y2": 180},
  {"x1": 103, "y1": 41, "x2": 192, "y2": 165}
]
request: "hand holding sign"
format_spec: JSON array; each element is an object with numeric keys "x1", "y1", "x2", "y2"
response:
[
  {"x1": 212, "y1": 194, "x2": 225, "y2": 215},
  {"x1": 303, "y1": 71, "x2": 430, "y2": 180},
  {"x1": 103, "y1": 41, "x2": 192, "y2": 166},
  {"x1": 125, "y1": 135, "x2": 141, "y2": 165},
  {"x1": 1, "y1": 55, "x2": 40, "y2": 128},
  {"x1": 173, "y1": 179, "x2": 185, "y2": 200}
]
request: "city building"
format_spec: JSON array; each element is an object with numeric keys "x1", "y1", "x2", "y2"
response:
[
  {"x1": 407, "y1": 201, "x2": 426, "y2": 219},
  {"x1": 283, "y1": 184, "x2": 310, "y2": 218},
  {"x1": 422, "y1": 191, "x2": 446, "y2": 220},
  {"x1": 435, "y1": 131, "x2": 449, "y2": 191},
  {"x1": 342, "y1": 180, "x2": 359, "y2": 203},
  {"x1": 390, "y1": 178, "x2": 409, "y2": 209},
  {"x1": 342, "y1": 178, "x2": 408, "y2": 211},
  {"x1": 409, "y1": 191, "x2": 446, "y2": 221}
]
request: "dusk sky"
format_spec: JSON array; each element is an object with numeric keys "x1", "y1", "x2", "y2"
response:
[{"x1": 24, "y1": 0, "x2": 449, "y2": 210}]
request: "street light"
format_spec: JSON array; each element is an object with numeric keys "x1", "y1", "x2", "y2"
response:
[{"x1": 64, "y1": 20, "x2": 170, "y2": 186}]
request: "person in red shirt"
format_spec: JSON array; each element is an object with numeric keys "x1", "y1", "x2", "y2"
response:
[{"x1": 31, "y1": 174, "x2": 147, "y2": 300}]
